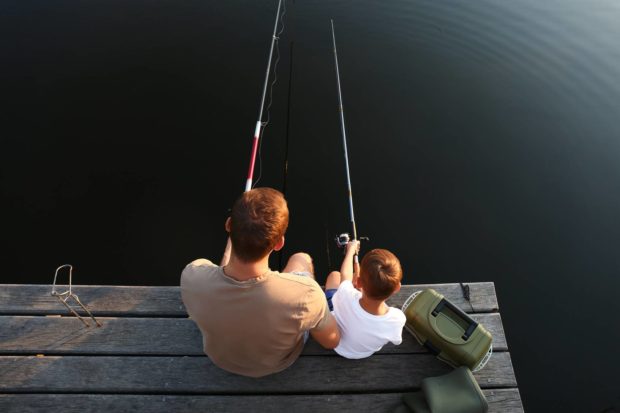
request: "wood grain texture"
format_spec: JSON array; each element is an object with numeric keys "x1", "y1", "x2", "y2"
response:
[
  {"x1": 0, "y1": 390, "x2": 524, "y2": 413},
  {"x1": 0, "y1": 285, "x2": 186, "y2": 316},
  {"x1": 0, "y1": 353, "x2": 517, "y2": 393},
  {"x1": 0, "y1": 282, "x2": 497, "y2": 316},
  {"x1": 0, "y1": 282, "x2": 521, "y2": 410},
  {"x1": 0, "y1": 314, "x2": 507, "y2": 355}
]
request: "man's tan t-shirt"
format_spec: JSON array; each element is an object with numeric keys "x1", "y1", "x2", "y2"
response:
[{"x1": 180, "y1": 259, "x2": 331, "y2": 377}]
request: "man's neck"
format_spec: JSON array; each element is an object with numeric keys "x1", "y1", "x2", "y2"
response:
[
  {"x1": 359, "y1": 294, "x2": 389, "y2": 316},
  {"x1": 222, "y1": 253, "x2": 271, "y2": 282}
]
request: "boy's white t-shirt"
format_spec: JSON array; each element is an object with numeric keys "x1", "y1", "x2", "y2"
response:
[{"x1": 331, "y1": 280, "x2": 406, "y2": 359}]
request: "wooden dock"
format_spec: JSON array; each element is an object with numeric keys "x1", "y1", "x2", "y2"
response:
[{"x1": 0, "y1": 282, "x2": 523, "y2": 412}]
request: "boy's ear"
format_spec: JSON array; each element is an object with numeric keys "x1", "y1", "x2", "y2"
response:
[
  {"x1": 273, "y1": 236, "x2": 285, "y2": 251},
  {"x1": 225, "y1": 217, "x2": 231, "y2": 233},
  {"x1": 394, "y1": 282, "x2": 401, "y2": 294}
]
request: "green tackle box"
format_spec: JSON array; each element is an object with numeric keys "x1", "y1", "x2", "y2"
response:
[{"x1": 402, "y1": 288, "x2": 493, "y2": 371}]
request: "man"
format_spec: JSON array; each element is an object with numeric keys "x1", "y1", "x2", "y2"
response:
[{"x1": 180, "y1": 187, "x2": 340, "y2": 377}]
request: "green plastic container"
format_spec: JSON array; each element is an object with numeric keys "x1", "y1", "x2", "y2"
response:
[{"x1": 402, "y1": 289, "x2": 493, "y2": 371}]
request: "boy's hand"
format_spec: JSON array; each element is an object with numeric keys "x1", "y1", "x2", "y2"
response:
[
  {"x1": 339, "y1": 240, "x2": 360, "y2": 283},
  {"x1": 345, "y1": 240, "x2": 360, "y2": 257}
]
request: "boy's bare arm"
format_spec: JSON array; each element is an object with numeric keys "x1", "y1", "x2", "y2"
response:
[{"x1": 339, "y1": 240, "x2": 360, "y2": 283}]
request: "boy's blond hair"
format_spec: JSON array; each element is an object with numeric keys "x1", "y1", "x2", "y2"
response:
[{"x1": 359, "y1": 249, "x2": 402, "y2": 300}]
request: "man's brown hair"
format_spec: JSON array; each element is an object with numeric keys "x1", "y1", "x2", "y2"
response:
[
  {"x1": 359, "y1": 249, "x2": 403, "y2": 300},
  {"x1": 229, "y1": 187, "x2": 289, "y2": 262}
]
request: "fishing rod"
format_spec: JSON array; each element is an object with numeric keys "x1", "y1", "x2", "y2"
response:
[
  {"x1": 245, "y1": 0, "x2": 284, "y2": 192},
  {"x1": 331, "y1": 20, "x2": 367, "y2": 254},
  {"x1": 278, "y1": 40, "x2": 294, "y2": 272}
]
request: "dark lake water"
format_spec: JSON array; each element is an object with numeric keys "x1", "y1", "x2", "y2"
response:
[{"x1": 2, "y1": 0, "x2": 620, "y2": 411}]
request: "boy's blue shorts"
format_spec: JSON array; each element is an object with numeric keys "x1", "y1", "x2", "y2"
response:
[{"x1": 325, "y1": 288, "x2": 338, "y2": 311}]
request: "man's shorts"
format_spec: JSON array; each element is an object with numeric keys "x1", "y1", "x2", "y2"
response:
[
  {"x1": 292, "y1": 271, "x2": 337, "y2": 312},
  {"x1": 325, "y1": 288, "x2": 337, "y2": 312}
]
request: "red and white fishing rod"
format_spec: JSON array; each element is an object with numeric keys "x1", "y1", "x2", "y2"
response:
[{"x1": 245, "y1": 0, "x2": 284, "y2": 192}]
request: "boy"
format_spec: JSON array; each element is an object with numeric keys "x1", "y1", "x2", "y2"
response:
[{"x1": 325, "y1": 240, "x2": 406, "y2": 359}]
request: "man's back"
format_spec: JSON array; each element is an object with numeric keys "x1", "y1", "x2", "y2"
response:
[{"x1": 181, "y1": 259, "x2": 330, "y2": 377}]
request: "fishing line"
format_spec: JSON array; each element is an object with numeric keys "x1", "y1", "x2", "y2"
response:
[
  {"x1": 281, "y1": 41, "x2": 293, "y2": 198},
  {"x1": 325, "y1": 224, "x2": 333, "y2": 269}
]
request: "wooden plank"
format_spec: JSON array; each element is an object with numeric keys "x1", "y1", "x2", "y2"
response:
[
  {"x1": 0, "y1": 313, "x2": 508, "y2": 355},
  {"x1": 0, "y1": 285, "x2": 186, "y2": 317},
  {"x1": 0, "y1": 282, "x2": 497, "y2": 316},
  {"x1": 388, "y1": 283, "x2": 498, "y2": 313},
  {"x1": 0, "y1": 390, "x2": 525, "y2": 413},
  {"x1": 0, "y1": 353, "x2": 517, "y2": 393}
]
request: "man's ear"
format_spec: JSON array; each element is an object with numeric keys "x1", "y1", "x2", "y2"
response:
[
  {"x1": 273, "y1": 236, "x2": 285, "y2": 251},
  {"x1": 225, "y1": 217, "x2": 231, "y2": 233}
]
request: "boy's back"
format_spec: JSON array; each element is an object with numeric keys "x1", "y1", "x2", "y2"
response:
[
  {"x1": 324, "y1": 245, "x2": 406, "y2": 359},
  {"x1": 331, "y1": 280, "x2": 405, "y2": 358}
]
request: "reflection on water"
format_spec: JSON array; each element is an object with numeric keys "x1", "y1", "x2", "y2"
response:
[{"x1": 2, "y1": 0, "x2": 620, "y2": 411}]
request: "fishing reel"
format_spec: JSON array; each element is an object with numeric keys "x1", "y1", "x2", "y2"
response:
[
  {"x1": 335, "y1": 233, "x2": 351, "y2": 248},
  {"x1": 334, "y1": 233, "x2": 369, "y2": 249}
]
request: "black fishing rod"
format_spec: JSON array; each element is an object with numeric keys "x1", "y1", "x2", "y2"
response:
[
  {"x1": 331, "y1": 20, "x2": 367, "y2": 254},
  {"x1": 278, "y1": 40, "x2": 294, "y2": 272}
]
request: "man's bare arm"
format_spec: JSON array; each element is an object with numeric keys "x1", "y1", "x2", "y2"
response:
[
  {"x1": 220, "y1": 237, "x2": 232, "y2": 266},
  {"x1": 310, "y1": 313, "x2": 341, "y2": 349}
]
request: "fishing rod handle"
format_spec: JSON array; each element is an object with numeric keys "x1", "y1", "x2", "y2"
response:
[{"x1": 245, "y1": 121, "x2": 263, "y2": 192}]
